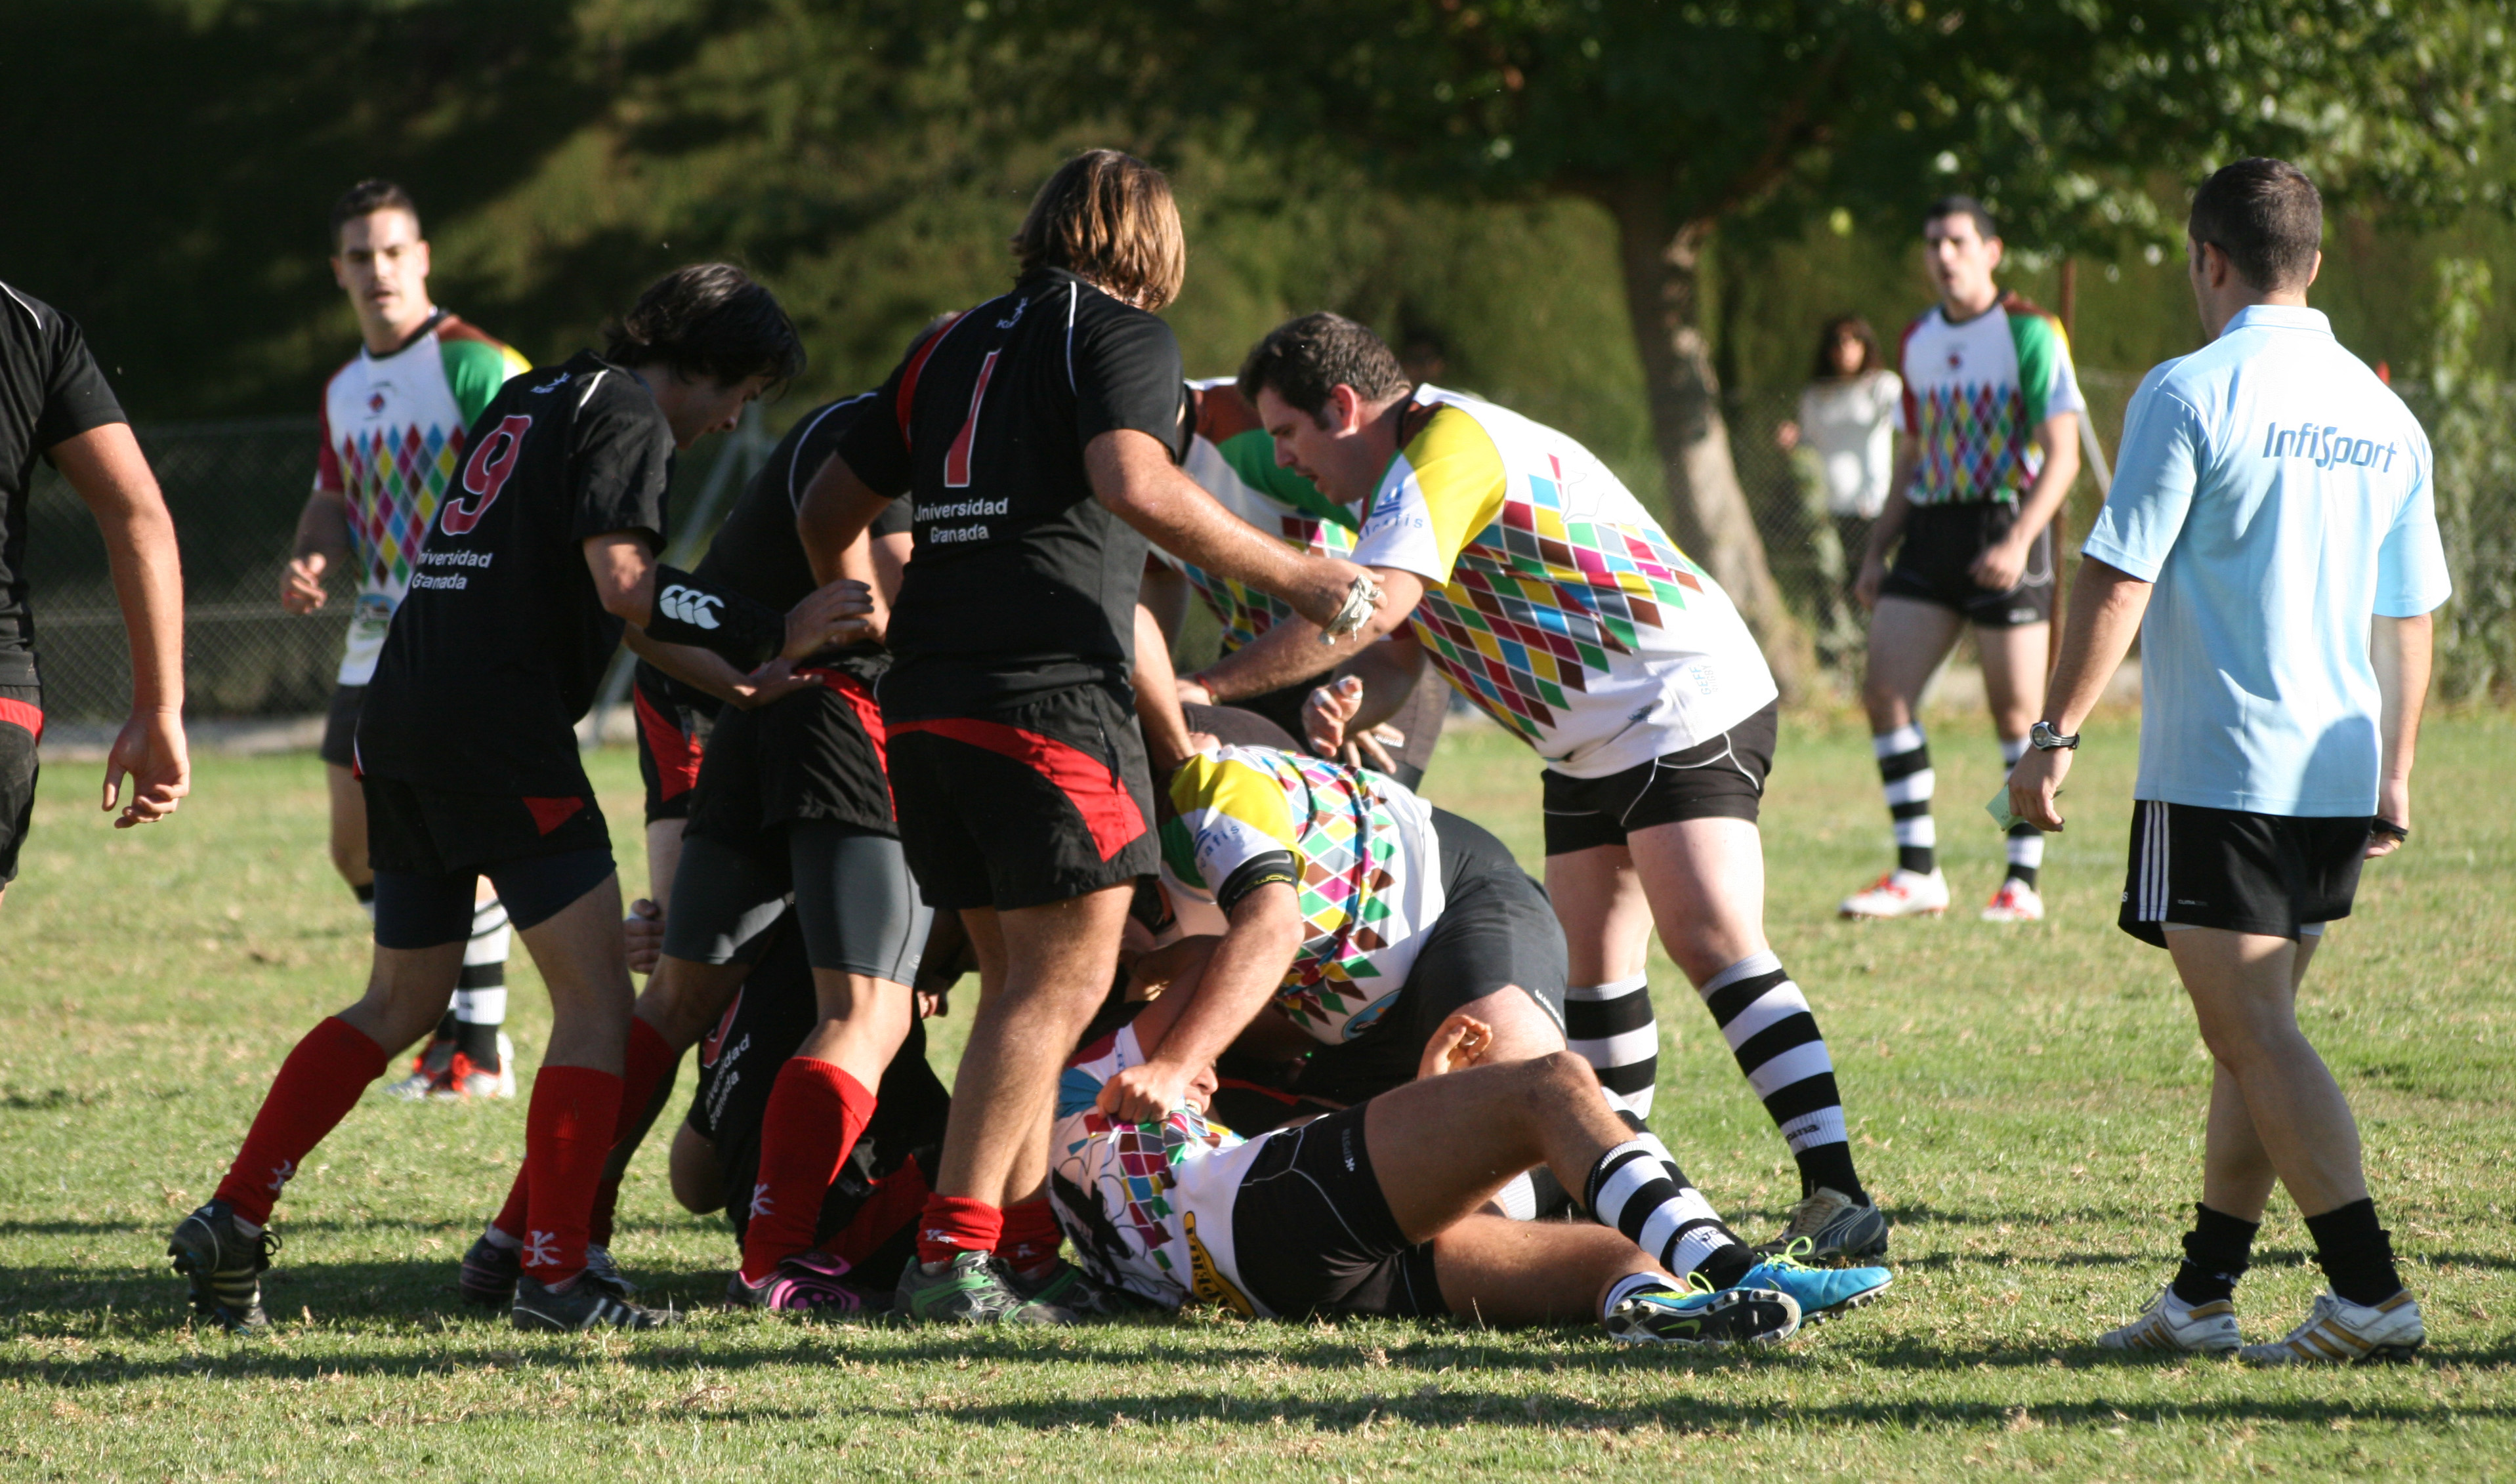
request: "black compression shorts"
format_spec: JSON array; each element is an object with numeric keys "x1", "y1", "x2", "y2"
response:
[
  {"x1": 1541, "y1": 699, "x2": 1777, "y2": 855},
  {"x1": 686, "y1": 666, "x2": 896, "y2": 841},
  {"x1": 319, "y1": 683, "x2": 364, "y2": 770},
  {"x1": 1230, "y1": 1104, "x2": 1446, "y2": 1320},
  {"x1": 1282, "y1": 809, "x2": 1569, "y2": 1108},
  {"x1": 633, "y1": 663, "x2": 719, "y2": 825},
  {"x1": 2120, "y1": 800, "x2": 2370, "y2": 948},
  {"x1": 0, "y1": 686, "x2": 39, "y2": 887},
  {"x1": 662, "y1": 822, "x2": 931, "y2": 981},
  {"x1": 884, "y1": 680, "x2": 1157, "y2": 913},
  {"x1": 1877, "y1": 500, "x2": 2056, "y2": 629}
]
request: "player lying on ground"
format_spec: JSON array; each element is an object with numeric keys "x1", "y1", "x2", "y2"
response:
[
  {"x1": 658, "y1": 907, "x2": 951, "y2": 1312},
  {"x1": 1052, "y1": 974, "x2": 1893, "y2": 1342},
  {"x1": 171, "y1": 264, "x2": 868, "y2": 1335},
  {"x1": 1192, "y1": 314, "x2": 1887, "y2": 1263}
]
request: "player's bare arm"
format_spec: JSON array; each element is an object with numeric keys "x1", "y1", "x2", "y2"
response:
[
  {"x1": 1085, "y1": 428, "x2": 1372, "y2": 631},
  {"x1": 51, "y1": 423, "x2": 188, "y2": 827},
  {"x1": 2368, "y1": 611, "x2": 2430, "y2": 857},
  {"x1": 1855, "y1": 446, "x2": 1921, "y2": 611},
  {"x1": 793, "y1": 451, "x2": 893, "y2": 585},
  {"x1": 1971, "y1": 411, "x2": 2080, "y2": 592},
  {"x1": 1181, "y1": 565, "x2": 1425, "y2": 710},
  {"x1": 1130, "y1": 604, "x2": 1199, "y2": 770},
  {"x1": 281, "y1": 488, "x2": 352, "y2": 614},
  {"x1": 1095, "y1": 881, "x2": 1305, "y2": 1123},
  {"x1": 2007, "y1": 556, "x2": 2151, "y2": 831}
]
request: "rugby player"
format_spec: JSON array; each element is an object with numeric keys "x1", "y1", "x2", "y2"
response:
[
  {"x1": 1050, "y1": 963, "x2": 1893, "y2": 1340},
  {"x1": 171, "y1": 264, "x2": 869, "y2": 1333},
  {"x1": 668, "y1": 909, "x2": 950, "y2": 1313},
  {"x1": 280, "y1": 180, "x2": 531, "y2": 1098},
  {"x1": 1146, "y1": 379, "x2": 1444, "y2": 785},
  {"x1": 2011, "y1": 159, "x2": 2446, "y2": 1364},
  {"x1": 1200, "y1": 314, "x2": 1888, "y2": 1263},
  {"x1": 0, "y1": 281, "x2": 188, "y2": 904},
  {"x1": 795, "y1": 150, "x2": 1379, "y2": 1323},
  {"x1": 1841, "y1": 196, "x2": 2084, "y2": 924}
]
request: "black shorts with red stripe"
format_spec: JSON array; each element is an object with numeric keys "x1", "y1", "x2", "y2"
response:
[
  {"x1": 633, "y1": 661, "x2": 721, "y2": 825},
  {"x1": 883, "y1": 680, "x2": 1156, "y2": 913},
  {"x1": 1, "y1": 684, "x2": 42, "y2": 886},
  {"x1": 686, "y1": 663, "x2": 897, "y2": 844}
]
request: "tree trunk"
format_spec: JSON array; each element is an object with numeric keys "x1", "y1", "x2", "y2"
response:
[{"x1": 1604, "y1": 182, "x2": 1815, "y2": 699}]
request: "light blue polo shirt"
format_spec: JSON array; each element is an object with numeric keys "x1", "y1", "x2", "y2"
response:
[{"x1": 2084, "y1": 304, "x2": 2450, "y2": 817}]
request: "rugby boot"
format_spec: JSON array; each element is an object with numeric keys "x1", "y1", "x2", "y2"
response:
[
  {"x1": 1753, "y1": 1186, "x2": 1890, "y2": 1264},
  {"x1": 2238, "y1": 1289, "x2": 2425, "y2": 1367},
  {"x1": 384, "y1": 1033, "x2": 459, "y2": 1100},
  {"x1": 511, "y1": 1273, "x2": 675, "y2": 1332},
  {"x1": 1730, "y1": 1239, "x2": 1893, "y2": 1324},
  {"x1": 2097, "y1": 1284, "x2": 2242, "y2": 1355},
  {"x1": 1606, "y1": 1279, "x2": 1801, "y2": 1348},
  {"x1": 1981, "y1": 879, "x2": 2045, "y2": 922},
  {"x1": 893, "y1": 1250, "x2": 1076, "y2": 1325},
  {"x1": 461, "y1": 1233, "x2": 633, "y2": 1308},
  {"x1": 168, "y1": 1200, "x2": 278, "y2": 1333},
  {"x1": 432, "y1": 1034, "x2": 518, "y2": 1100},
  {"x1": 726, "y1": 1251, "x2": 891, "y2": 1317},
  {"x1": 1837, "y1": 869, "x2": 1948, "y2": 920},
  {"x1": 1007, "y1": 1256, "x2": 1148, "y2": 1319}
]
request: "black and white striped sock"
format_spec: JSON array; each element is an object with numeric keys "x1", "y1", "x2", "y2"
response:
[
  {"x1": 1566, "y1": 974, "x2": 1657, "y2": 1119},
  {"x1": 1699, "y1": 951, "x2": 1864, "y2": 1202},
  {"x1": 1874, "y1": 724, "x2": 1935, "y2": 875},
  {"x1": 1583, "y1": 1140, "x2": 1753, "y2": 1288},
  {"x1": 1998, "y1": 735, "x2": 2044, "y2": 888},
  {"x1": 454, "y1": 896, "x2": 510, "y2": 1068}
]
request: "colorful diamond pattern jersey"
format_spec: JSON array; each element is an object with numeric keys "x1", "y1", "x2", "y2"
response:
[
  {"x1": 1895, "y1": 295, "x2": 2084, "y2": 506},
  {"x1": 316, "y1": 313, "x2": 530, "y2": 682},
  {"x1": 1352, "y1": 388, "x2": 1777, "y2": 779},
  {"x1": 1160, "y1": 382, "x2": 1357, "y2": 652},
  {"x1": 1160, "y1": 745, "x2": 1444, "y2": 1044},
  {"x1": 1050, "y1": 1021, "x2": 1275, "y2": 1315}
]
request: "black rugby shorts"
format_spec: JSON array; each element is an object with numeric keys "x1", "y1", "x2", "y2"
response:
[
  {"x1": 1878, "y1": 501, "x2": 2056, "y2": 628},
  {"x1": 0, "y1": 686, "x2": 41, "y2": 886},
  {"x1": 2120, "y1": 800, "x2": 2371, "y2": 947},
  {"x1": 633, "y1": 663, "x2": 719, "y2": 825},
  {"x1": 1230, "y1": 1104, "x2": 1447, "y2": 1321},
  {"x1": 319, "y1": 684, "x2": 364, "y2": 770},
  {"x1": 1541, "y1": 700, "x2": 1777, "y2": 856},
  {"x1": 884, "y1": 682, "x2": 1156, "y2": 913}
]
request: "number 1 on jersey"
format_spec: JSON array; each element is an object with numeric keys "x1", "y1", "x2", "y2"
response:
[{"x1": 943, "y1": 350, "x2": 999, "y2": 489}]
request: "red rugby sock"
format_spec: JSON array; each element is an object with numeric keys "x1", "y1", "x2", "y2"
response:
[
  {"x1": 518, "y1": 1065, "x2": 623, "y2": 1285},
  {"x1": 917, "y1": 1193, "x2": 1002, "y2": 1268},
  {"x1": 1000, "y1": 1195, "x2": 1064, "y2": 1279},
  {"x1": 214, "y1": 1017, "x2": 388, "y2": 1227},
  {"x1": 738, "y1": 1058, "x2": 877, "y2": 1283},
  {"x1": 589, "y1": 1017, "x2": 679, "y2": 1248}
]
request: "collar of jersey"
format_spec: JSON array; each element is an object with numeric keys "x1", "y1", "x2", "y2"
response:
[{"x1": 2221, "y1": 303, "x2": 2331, "y2": 337}]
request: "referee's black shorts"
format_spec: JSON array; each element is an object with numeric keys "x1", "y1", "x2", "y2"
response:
[
  {"x1": 884, "y1": 680, "x2": 1156, "y2": 913},
  {"x1": 2119, "y1": 800, "x2": 2371, "y2": 947}
]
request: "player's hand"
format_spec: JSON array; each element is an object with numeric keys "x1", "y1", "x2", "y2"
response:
[
  {"x1": 281, "y1": 553, "x2": 329, "y2": 614},
  {"x1": 624, "y1": 897, "x2": 664, "y2": 976},
  {"x1": 1853, "y1": 554, "x2": 1887, "y2": 612},
  {"x1": 1418, "y1": 1012, "x2": 1495, "y2": 1079},
  {"x1": 1305, "y1": 675, "x2": 1365, "y2": 756},
  {"x1": 1098, "y1": 1059, "x2": 1194, "y2": 1124},
  {"x1": 1969, "y1": 537, "x2": 2029, "y2": 593},
  {"x1": 1774, "y1": 420, "x2": 1801, "y2": 452},
  {"x1": 1343, "y1": 724, "x2": 1404, "y2": 775},
  {"x1": 780, "y1": 578, "x2": 875, "y2": 662},
  {"x1": 2368, "y1": 779, "x2": 2412, "y2": 859},
  {"x1": 1175, "y1": 674, "x2": 1215, "y2": 709},
  {"x1": 2008, "y1": 745, "x2": 2071, "y2": 833},
  {"x1": 732, "y1": 657, "x2": 816, "y2": 709},
  {"x1": 103, "y1": 705, "x2": 188, "y2": 829}
]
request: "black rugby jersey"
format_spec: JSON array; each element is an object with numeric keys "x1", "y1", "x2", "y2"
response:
[
  {"x1": 0, "y1": 284, "x2": 127, "y2": 685},
  {"x1": 837, "y1": 268, "x2": 1188, "y2": 715},
  {"x1": 358, "y1": 350, "x2": 672, "y2": 795},
  {"x1": 694, "y1": 392, "x2": 909, "y2": 680}
]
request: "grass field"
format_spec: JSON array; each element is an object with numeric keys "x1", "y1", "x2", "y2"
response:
[{"x1": 3, "y1": 705, "x2": 2513, "y2": 1480}]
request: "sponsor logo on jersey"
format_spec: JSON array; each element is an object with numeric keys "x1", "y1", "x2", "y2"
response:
[
  {"x1": 658, "y1": 584, "x2": 724, "y2": 629},
  {"x1": 2259, "y1": 421, "x2": 2400, "y2": 471},
  {"x1": 1183, "y1": 1210, "x2": 1257, "y2": 1317}
]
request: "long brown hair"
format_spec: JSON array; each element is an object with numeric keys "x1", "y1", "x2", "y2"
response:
[
  {"x1": 1011, "y1": 150, "x2": 1186, "y2": 312},
  {"x1": 1811, "y1": 314, "x2": 1883, "y2": 381}
]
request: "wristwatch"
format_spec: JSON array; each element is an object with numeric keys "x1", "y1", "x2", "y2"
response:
[{"x1": 2029, "y1": 720, "x2": 2080, "y2": 751}]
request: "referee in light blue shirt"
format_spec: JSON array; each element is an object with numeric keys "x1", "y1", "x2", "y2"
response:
[{"x1": 2007, "y1": 158, "x2": 2450, "y2": 1367}]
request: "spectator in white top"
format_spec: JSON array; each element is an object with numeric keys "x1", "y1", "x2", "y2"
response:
[
  {"x1": 1778, "y1": 316, "x2": 1900, "y2": 523},
  {"x1": 2009, "y1": 157, "x2": 2448, "y2": 1367}
]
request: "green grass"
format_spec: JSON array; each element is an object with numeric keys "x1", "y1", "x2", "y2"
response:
[{"x1": 4, "y1": 707, "x2": 2514, "y2": 1480}]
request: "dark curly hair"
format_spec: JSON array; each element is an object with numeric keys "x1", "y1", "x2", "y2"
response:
[
  {"x1": 604, "y1": 263, "x2": 806, "y2": 392},
  {"x1": 1236, "y1": 312, "x2": 1412, "y2": 423}
]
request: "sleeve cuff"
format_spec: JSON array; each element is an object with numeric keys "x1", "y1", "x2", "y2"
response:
[{"x1": 2076, "y1": 536, "x2": 2162, "y2": 583}]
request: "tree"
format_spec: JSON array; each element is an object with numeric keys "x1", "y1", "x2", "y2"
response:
[{"x1": 986, "y1": 0, "x2": 2513, "y2": 694}]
